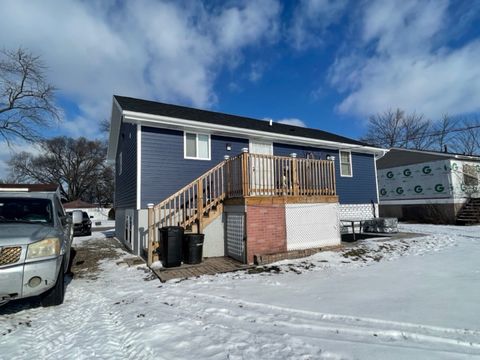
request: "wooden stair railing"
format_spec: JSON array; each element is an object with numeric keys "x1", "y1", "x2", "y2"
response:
[{"x1": 147, "y1": 161, "x2": 226, "y2": 265}]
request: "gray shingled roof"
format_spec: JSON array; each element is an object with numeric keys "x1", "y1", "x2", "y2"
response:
[{"x1": 114, "y1": 95, "x2": 369, "y2": 147}]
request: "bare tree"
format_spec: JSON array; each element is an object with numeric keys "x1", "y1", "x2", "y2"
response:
[
  {"x1": 0, "y1": 48, "x2": 60, "y2": 144},
  {"x1": 402, "y1": 112, "x2": 433, "y2": 150},
  {"x1": 360, "y1": 109, "x2": 433, "y2": 149},
  {"x1": 362, "y1": 109, "x2": 480, "y2": 154},
  {"x1": 433, "y1": 114, "x2": 457, "y2": 152},
  {"x1": 99, "y1": 118, "x2": 110, "y2": 134},
  {"x1": 7, "y1": 137, "x2": 113, "y2": 204},
  {"x1": 454, "y1": 117, "x2": 480, "y2": 155},
  {"x1": 361, "y1": 109, "x2": 404, "y2": 148}
]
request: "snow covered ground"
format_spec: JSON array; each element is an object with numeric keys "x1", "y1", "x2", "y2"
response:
[{"x1": 1, "y1": 224, "x2": 480, "y2": 359}]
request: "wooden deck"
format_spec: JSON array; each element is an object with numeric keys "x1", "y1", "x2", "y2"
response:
[{"x1": 152, "y1": 257, "x2": 254, "y2": 282}]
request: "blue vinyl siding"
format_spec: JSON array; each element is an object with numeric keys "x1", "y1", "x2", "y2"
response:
[
  {"x1": 138, "y1": 126, "x2": 378, "y2": 208},
  {"x1": 273, "y1": 143, "x2": 378, "y2": 204},
  {"x1": 115, "y1": 122, "x2": 137, "y2": 209},
  {"x1": 141, "y1": 126, "x2": 248, "y2": 208}
]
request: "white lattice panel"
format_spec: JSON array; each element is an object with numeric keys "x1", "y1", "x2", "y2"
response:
[
  {"x1": 285, "y1": 203, "x2": 340, "y2": 250},
  {"x1": 339, "y1": 203, "x2": 377, "y2": 220},
  {"x1": 226, "y1": 213, "x2": 245, "y2": 262}
]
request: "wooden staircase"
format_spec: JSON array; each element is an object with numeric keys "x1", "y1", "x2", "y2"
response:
[
  {"x1": 456, "y1": 198, "x2": 480, "y2": 224},
  {"x1": 146, "y1": 161, "x2": 227, "y2": 264}
]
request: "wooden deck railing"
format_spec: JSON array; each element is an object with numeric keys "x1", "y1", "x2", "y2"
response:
[{"x1": 226, "y1": 152, "x2": 336, "y2": 197}]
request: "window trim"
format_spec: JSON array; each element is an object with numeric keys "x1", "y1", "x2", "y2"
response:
[
  {"x1": 339, "y1": 150, "x2": 353, "y2": 177},
  {"x1": 118, "y1": 152, "x2": 123, "y2": 176},
  {"x1": 184, "y1": 131, "x2": 211, "y2": 160}
]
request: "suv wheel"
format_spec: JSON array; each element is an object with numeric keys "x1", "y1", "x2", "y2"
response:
[{"x1": 40, "y1": 260, "x2": 65, "y2": 307}]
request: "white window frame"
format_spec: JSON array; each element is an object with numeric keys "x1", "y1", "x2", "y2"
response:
[
  {"x1": 184, "y1": 131, "x2": 211, "y2": 160},
  {"x1": 339, "y1": 150, "x2": 353, "y2": 177},
  {"x1": 118, "y1": 152, "x2": 123, "y2": 176}
]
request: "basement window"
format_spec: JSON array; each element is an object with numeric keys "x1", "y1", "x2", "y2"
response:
[
  {"x1": 184, "y1": 132, "x2": 211, "y2": 160},
  {"x1": 340, "y1": 150, "x2": 353, "y2": 177}
]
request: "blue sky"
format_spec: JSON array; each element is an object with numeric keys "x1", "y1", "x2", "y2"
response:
[{"x1": 1, "y1": 0, "x2": 480, "y2": 173}]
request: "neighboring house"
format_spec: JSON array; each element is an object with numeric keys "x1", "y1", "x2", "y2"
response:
[
  {"x1": 63, "y1": 199, "x2": 111, "y2": 222},
  {"x1": 107, "y1": 96, "x2": 386, "y2": 264},
  {"x1": 377, "y1": 148, "x2": 480, "y2": 224}
]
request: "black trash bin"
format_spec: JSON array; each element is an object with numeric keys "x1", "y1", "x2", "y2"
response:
[
  {"x1": 157, "y1": 226, "x2": 184, "y2": 268},
  {"x1": 183, "y1": 233, "x2": 204, "y2": 265}
]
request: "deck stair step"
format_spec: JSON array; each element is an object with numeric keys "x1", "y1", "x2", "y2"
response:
[{"x1": 456, "y1": 198, "x2": 480, "y2": 224}]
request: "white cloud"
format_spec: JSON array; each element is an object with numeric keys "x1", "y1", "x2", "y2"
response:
[
  {"x1": 289, "y1": 0, "x2": 348, "y2": 50},
  {"x1": 271, "y1": 118, "x2": 307, "y2": 127},
  {"x1": 328, "y1": 0, "x2": 480, "y2": 119},
  {"x1": 0, "y1": 0, "x2": 281, "y2": 137},
  {"x1": 248, "y1": 62, "x2": 266, "y2": 83},
  {"x1": 214, "y1": 1, "x2": 280, "y2": 50}
]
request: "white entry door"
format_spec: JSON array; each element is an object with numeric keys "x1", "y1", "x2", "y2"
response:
[{"x1": 249, "y1": 140, "x2": 274, "y2": 195}]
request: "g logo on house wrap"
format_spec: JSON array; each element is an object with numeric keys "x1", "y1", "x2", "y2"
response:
[
  {"x1": 434, "y1": 184, "x2": 445, "y2": 192},
  {"x1": 396, "y1": 187, "x2": 404, "y2": 195},
  {"x1": 451, "y1": 163, "x2": 458, "y2": 171},
  {"x1": 387, "y1": 171, "x2": 394, "y2": 179},
  {"x1": 403, "y1": 168, "x2": 411, "y2": 177},
  {"x1": 422, "y1": 166, "x2": 432, "y2": 174},
  {"x1": 414, "y1": 185, "x2": 423, "y2": 193},
  {"x1": 380, "y1": 188, "x2": 387, "y2": 196}
]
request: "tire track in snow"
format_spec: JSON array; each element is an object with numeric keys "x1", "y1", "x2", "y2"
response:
[
  {"x1": 163, "y1": 290, "x2": 480, "y2": 357},
  {"x1": 3, "y1": 281, "x2": 155, "y2": 359}
]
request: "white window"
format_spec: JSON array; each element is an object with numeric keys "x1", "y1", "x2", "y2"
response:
[
  {"x1": 118, "y1": 152, "x2": 123, "y2": 176},
  {"x1": 184, "y1": 132, "x2": 211, "y2": 160},
  {"x1": 340, "y1": 150, "x2": 352, "y2": 177}
]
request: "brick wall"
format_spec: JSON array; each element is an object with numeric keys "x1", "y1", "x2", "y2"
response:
[{"x1": 246, "y1": 204, "x2": 287, "y2": 264}]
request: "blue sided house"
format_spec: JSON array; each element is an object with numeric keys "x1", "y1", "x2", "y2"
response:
[{"x1": 107, "y1": 96, "x2": 386, "y2": 265}]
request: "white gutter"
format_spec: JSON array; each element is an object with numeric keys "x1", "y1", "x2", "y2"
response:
[{"x1": 121, "y1": 110, "x2": 387, "y2": 156}]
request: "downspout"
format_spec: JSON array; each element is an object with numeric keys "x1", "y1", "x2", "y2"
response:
[{"x1": 373, "y1": 149, "x2": 389, "y2": 215}]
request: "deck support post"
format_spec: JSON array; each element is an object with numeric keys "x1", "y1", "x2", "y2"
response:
[
  {"x1": 330, "y1": 159, "x2": 336, "y2": 195},
  {"x1": 197, "y1": 179, "x2": 204, "y2": 233},
  {"x1": 241, "y1": 149, "x2": 250, "y2": 197},
  {"x1": 147, "y1": 203, "x2": 155, "y2": 266},
  {"x1": 224, "y1": 156, "x2": 231, "y2": 197},
  {"x1": 291, "y1": 154, "x2": 299, "y2": 196}
]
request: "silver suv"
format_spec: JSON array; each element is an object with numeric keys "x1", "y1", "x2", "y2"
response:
[{"x1": 0, "y1": 184, "x2": 79, "y2": 307}]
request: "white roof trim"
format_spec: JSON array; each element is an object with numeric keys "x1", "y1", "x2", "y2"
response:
[
  {"x1": 106, "y1": 97, "x2": 123, "y2": 161},
  {"x1": 119, "y1": 110, "x2": 387, "y2": 156},
  {"x1": 390, "y1": 147, "x2": 480, "y2": 161}
]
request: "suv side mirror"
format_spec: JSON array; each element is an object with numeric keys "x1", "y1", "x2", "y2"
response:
[{"x1": 71, "y1": 210, "x2": 83, "y2": 224}]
